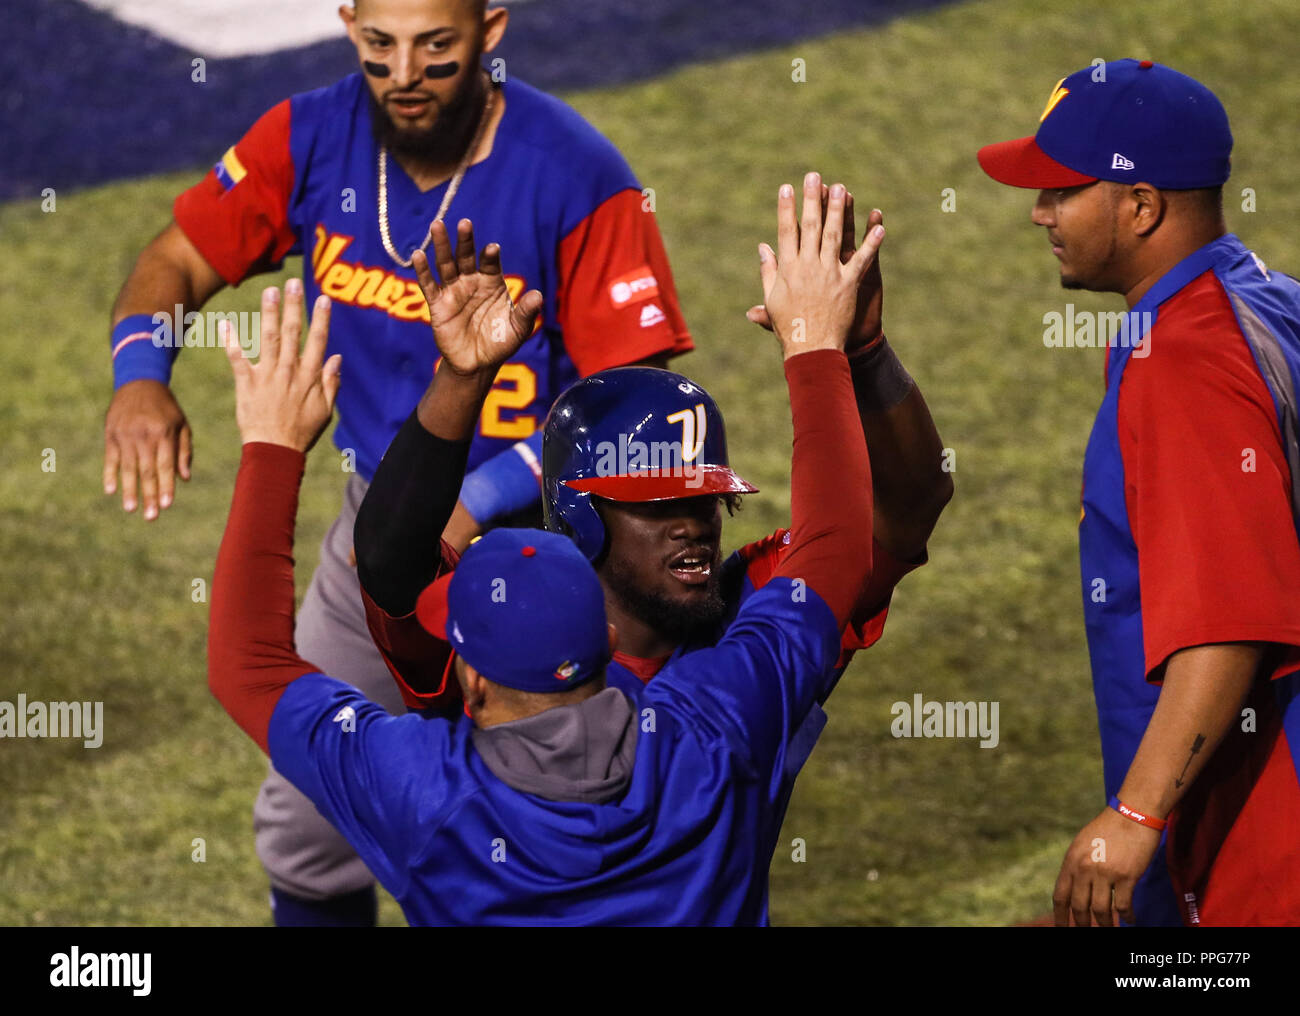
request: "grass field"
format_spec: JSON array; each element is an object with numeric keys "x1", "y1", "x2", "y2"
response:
[{"x1": 3, "y1": 0, "x2": 1299, "y2": 926}]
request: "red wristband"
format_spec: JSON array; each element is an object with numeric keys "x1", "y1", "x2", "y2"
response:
[{"x1": 1108, "y1": 795, "x2": 1167, "y2": 832}]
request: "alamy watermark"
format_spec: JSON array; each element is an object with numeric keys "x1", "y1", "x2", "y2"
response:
[
  {"x1": 1, "y1": 694, "x2": 103, "y2": 748},
  {"x1": 592, "y1": 434, "x2": 707, "y2": 489},
  {"x1": 50, "y1": 948, "x2": 150, "y2": 996},
  {"x1": 1043, "y1": 305, "x2": 1151, "y2": 358},
  {"x1": 592, "y1": 404, "x2": 713, "y2": 490},
  {"x1": 891, "y1": 693, "x2": 999, "y2": 748},
  {"x1": 151, "y1": 304, "x2": 261, "y2": 358}
]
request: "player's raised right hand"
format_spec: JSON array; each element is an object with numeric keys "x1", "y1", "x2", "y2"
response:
[
  {"x1": 103, "y1": 380, "x2": 193, "y2": 521},
  {"x1": 757, "y1": 172, "x2": 884, "y2": 360},
  {"x1": 413, "y1": 218, "x2": 544, "y2": 378}
]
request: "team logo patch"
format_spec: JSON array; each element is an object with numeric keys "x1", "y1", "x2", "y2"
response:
[
  {"x1": 555, "y1": 660, "x2": 580, "y2": 681},
  {"x1": 608, "y1": 264, "x2": 660, "y2": 308},
  {"x1": 665, "y1": 403, "x2": 706, "y2": 462},
  {"x1": 332, "y1": 706, "x2": 356, "y2": 725},
  {"x1": 1039, "y1": 78, "x2": 1069, "y2": 122}
]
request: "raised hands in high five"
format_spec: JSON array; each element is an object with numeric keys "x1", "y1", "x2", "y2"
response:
[
  {"x1": 413, "y1": 218, "x2": 544, "y2": 376},
  {"x1": 749, "y1": 172, "x2": 886, "y2": 354}
]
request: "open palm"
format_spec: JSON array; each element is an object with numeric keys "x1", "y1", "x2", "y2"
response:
[{"x1": 413, "y1": 219, "x2": 544, "y2": 376}]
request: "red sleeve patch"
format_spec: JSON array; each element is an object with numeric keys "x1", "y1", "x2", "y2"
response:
[
  {"x1": 173, "y1": 100, "x2": 297, "y2": 286},
  {"x1": 556, "y1": 189, "x2": 693, "y2": 375}
]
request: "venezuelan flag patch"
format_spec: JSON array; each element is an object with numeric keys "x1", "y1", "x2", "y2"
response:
[{"x1": 214, "y1": 146, "x2": 248, "y2": 191}]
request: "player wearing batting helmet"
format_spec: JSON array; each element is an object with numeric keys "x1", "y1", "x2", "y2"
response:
[
  {"x1": 105, "y1": 0, "x2": 691, "y2": 925},
  {"x1": 210, "y1": 190, "x2": 881, "y2": 924},
  {"x1": 350, "y1": 174, "x2": 953, "y2": 920},
  {"x1": 979, "y1": 58, "x2": 1300, "y2": 927}
]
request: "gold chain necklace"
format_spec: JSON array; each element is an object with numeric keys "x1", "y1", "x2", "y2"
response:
[{"x1": 378, "y1": 81, "x2": 496, "y2": 269}]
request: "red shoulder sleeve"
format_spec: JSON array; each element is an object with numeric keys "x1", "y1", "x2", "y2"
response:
[
  {"x1": 173, "y1": 100, "x2": 297, "y2": 286},
  {"x1": 360, "y1": 540, "x2": 463, "y2": 711},
  {"x1": 1118, "y1": 274, "x2": 1300, "y2": 682},
  {"x1": 556, "y1": 189, "x2": 693, "y2": 375}
]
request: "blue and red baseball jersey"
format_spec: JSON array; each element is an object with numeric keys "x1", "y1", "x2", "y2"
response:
[
  {"x1": 173, "y1": 73, "x2": 692, "y2": 480},
  {"x1": 1080, "y1": 233, "x2": 1300, "y2": 926},
  {"x1": 268, "y1": 580, "x2": 842, "y2": 926}
]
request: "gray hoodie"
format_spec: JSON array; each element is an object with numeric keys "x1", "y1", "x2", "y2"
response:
[{"x1": 470, "y1": 686, "x2": 639, "y2": 803}]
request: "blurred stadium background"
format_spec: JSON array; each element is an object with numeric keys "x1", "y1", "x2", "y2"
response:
[{"x1": 2, "y1": 0, "x2": 1298, "y2": 925}]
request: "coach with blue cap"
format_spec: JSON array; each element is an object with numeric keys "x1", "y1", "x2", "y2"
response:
[
  {"x1": 980, "y1": 58, "x2": 1300, "y2": 927},
  {"x1": 207, "y1": 188, "x2": 883, "y2": 924}
]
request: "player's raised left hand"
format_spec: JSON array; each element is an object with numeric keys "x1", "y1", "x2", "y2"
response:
[
  {"x1": 223, "y1": 279, "x2": 342, "y2": 453},
  {"x1": 413, "y1": 218, "x2": 544, "y2": 378}
]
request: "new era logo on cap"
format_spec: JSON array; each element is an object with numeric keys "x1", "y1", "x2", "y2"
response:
[{"x1": 977, "y1": 59, "x2": 1232, "y2": 190}]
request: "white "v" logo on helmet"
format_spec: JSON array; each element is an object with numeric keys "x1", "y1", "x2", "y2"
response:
[{"x1": 665, "y1": 403, "x2": 707, "y2": 463}]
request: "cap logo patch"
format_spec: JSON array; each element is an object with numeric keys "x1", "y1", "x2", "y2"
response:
[
  {"x1": 452, "y1": 621, "x2": 464, "y2": 644},
  {"x1": 555, "y1": 660, "x2": 580, "y2": 681},
  {"x1": 1039, "y1": 79, "x2": 1069, "y2": 122},
  {"x1": 1111, "y1": 152, "x2": 1135, "y2": 171}
]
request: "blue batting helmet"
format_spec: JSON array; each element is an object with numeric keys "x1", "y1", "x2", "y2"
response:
[{"x1": 542, "y1": 367, "x2": 758, "y2": 560}]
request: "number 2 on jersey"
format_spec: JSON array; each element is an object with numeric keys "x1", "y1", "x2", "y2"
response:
[{"x1": 481, "y1": 363, "x2": 538, "y2": 440}]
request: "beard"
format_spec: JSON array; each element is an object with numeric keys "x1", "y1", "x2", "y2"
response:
[
  {"x1": 603, "y1": 554, "x2": 728, "y2": 648},
  {"x1": 368, "y1": 61, "x2": 486, "y2": 164}
]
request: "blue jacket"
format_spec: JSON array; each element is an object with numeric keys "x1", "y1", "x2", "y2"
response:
[{"x1": 268, "y1": 579, "x2": 841, "y2": 925}]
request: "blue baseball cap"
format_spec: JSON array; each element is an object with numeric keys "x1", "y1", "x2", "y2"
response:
[
  {"x1": 416, "y1": 528, "x2": 611, "y2": 693},
  {"x1": 978, "y1": 59, "x2": 1232, "y2": 189}
]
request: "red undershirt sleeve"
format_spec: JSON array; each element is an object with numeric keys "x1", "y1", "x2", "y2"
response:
[
  {"x1": 775, "y1": 349, "x2": 873, "y2": 627},
  {"x1": 208, "y1": 442, "x2": 318, "y2": 755}
]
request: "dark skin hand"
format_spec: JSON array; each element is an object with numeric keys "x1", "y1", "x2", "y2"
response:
[{"x1": 411, "y1": 217, "x2": 544, "y2": 442}]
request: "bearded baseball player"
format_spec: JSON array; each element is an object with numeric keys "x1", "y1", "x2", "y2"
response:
[
  {"x1": 105, "y1": 0, "x2": 691, "y2": 925},
  {"x1": 351, "y1": 173, "x2": 953, "y2": 912},
  {"x1": 208, "y1": 188, "x2": 878, "y2": 925}
]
